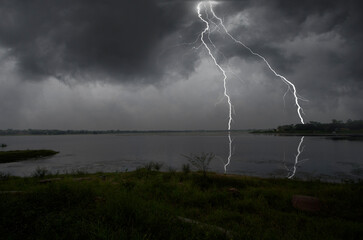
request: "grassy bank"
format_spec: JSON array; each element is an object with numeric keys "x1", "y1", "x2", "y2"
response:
[
  {"x1": 0, "y1": 150, "x2": 59, "y2": 163},
  {"x1": 0, "y1": 169, "x2": 362, "y2": 239}
]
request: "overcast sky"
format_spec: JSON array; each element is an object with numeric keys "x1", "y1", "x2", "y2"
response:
[{"x1": 0, "y1": 0, "x2": 362, "y2": 130}]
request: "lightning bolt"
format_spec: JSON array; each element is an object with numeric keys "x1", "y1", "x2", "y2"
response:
[
  {"x1": 195, "y1": 1, "x2": 307, "y2": 173},
  {"x1": 197, "y1": 2, "x2": 233, "y2": 173},
  {"x1": 208, "y1": 1, "x2": 306, "y2": 124},
  {"x1": 224, "y1": 132, "x2": 232, "y2": 172},
  {"x1": 287, "y1": 136, "x2": 305, "y2": 179},
  {"x1": 197, "y1": 2, "x2": 233, "y2": 130}
]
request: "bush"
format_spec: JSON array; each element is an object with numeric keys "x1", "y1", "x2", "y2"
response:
[
  {"x1": 0, "y1": 172, "x2": 10, "y2": 180},
  {"x1": 168, "y1": 167, "x2": 177, "y2": 173},
  {"x1": 144, "y1": 162, "x2": 163, "y2": 172},
  {"x1": 183, "y1": 152, "x2": 215, "y2": 177},
  {"x1": 31, "y1": 167, "x2": 50, "y2": 178},
  {"x1": 182, "y1": 164, "x2": 191, "y2": 174}
]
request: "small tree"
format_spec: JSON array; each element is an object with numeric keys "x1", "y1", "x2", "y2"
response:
[
  {"x1": 182, "y1": 163, "x2": 190, "y2": 174},
  {"x1": 182, "y1": 152, "x2": 215, "y2": 177}
]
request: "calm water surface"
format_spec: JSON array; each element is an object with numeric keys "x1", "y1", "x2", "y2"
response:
[{"x1": 0, "y1": 133, "x2": 362, "y2": 182}]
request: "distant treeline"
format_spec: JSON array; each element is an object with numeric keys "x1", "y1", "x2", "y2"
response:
[
  {"x1": 0, "y1": 129, "x2": 125, "y2": 135},
  {"x1": 0, "y1": 129, "x2": 247, "y2": 136},
  {"x1": 274, "y1": 119, "x2": 363, "y2": 134}
]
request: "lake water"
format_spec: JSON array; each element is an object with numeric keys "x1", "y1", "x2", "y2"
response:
[{"x1": 0, "y1": 133, "x2": 362, "y2": 182}]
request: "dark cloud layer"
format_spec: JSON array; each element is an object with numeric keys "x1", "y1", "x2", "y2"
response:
[
  {"x1": 0, "y1": 0, "x2": 188, "y2": 82},
  {"x1": 1, "y1": 0, "x2": 362, "y2": 84},
  {"x1": 210, "y1": 0, "x2": 363, "y2": 77},
  {"x1": 0, "y1": 0, "x2": 362, "y2": 129}
]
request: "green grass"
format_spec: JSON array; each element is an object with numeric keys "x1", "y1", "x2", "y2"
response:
[
  {"x1": 0, "y1": 169, "x2": 362, "y2": 239},
  {"x1": 0, "y1": 150, "x2": 59, "y2": 163}
]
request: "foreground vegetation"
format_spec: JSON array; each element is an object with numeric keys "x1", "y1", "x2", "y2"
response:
[
  {"x1": 0, "y1": 168, "x2": 362, "y2": 239},
  {"x1": 0, "y1": 150, "x2": 59, "y2": 163}
]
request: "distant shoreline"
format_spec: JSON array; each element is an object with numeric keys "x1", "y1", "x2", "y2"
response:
[
  {"x1": 0, "y1": 129, "x2": 251, "y2": 136},
  {"x1": 1, "y1": 129, "x2": 363, "y2": 139},
  {"x1": 251, "y1": 131, "x2": 363, "y2": 136},
  {"x1": 250, "y1": 131, "x2": 363, "y2": 141}
]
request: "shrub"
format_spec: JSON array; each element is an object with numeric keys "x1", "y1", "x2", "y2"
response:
[
  {"x1": 144, "y1": 162, "x2": 163, "y2": 172},
  {"x1": 168, "y1": 167, "x2": 177, "y2": 173},
  {"x1": 183, "y1": 152, "x2": 215, "y2": 177},
  {"x1": 0, "y1": 172, "x2": 10, "y2": 180},
  {"x1": 182, "y1": 164, "x2": 191, "y2": 174},
  {"x1": 31, "y1": 167, "x2": 50, "y2": 178}
]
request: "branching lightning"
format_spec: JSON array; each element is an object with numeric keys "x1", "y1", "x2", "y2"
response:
[
  {"x1": 207, "y1": 1, "x2": 306, "y2": 124},
  {"x1": 195, "y1": 1, "x2": 307, "y2": 173}
]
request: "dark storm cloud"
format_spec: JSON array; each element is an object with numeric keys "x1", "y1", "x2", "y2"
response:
[
  {"x1": 0, "y1": 0, "x2": 362, "y2": 85},
  {"x1": 272, "y1": 0, "x2": 363, "y2": 88},
  {"x1": 0, "y1": 0, "x2": 361, "y2": 83},
  {"x1": 0, "y1": 0, "x2": 363, "y2": 130},
  {"x1": 208, "y1": 0, "x2": 363, "y2": 75},
  {"x1": 0, "y1": 0, "x2": 190, "y2": 82}
]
